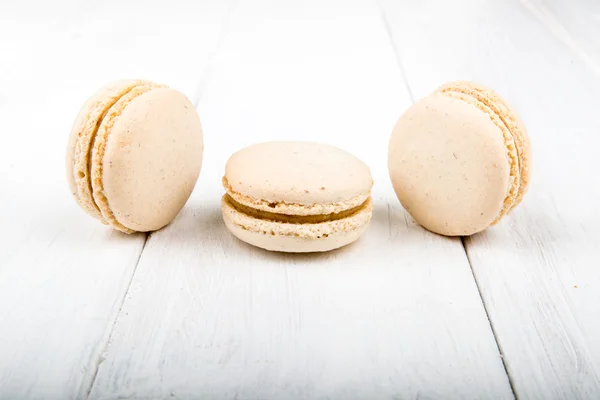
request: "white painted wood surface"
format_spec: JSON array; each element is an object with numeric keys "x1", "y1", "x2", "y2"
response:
[
  {"x1": 87, "y1": 1, "x2": 512, "y2": 399},
  {"x1": 0, "y1": 0, "x2": 598, "y2": 399}
]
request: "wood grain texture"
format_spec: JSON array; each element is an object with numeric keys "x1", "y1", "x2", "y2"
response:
[
  {"x1": 0, "y1": 1, "x2": 231, "y2": 398},
  {"x1": 88, "y1": 0, "x2": 513, "y2": 399},
  {"x1": 380, "y1": 0, "x2": 600, "y2": 398},
  {"x1": 520, "y1": 0, "x2": 600, "y2": 76}
]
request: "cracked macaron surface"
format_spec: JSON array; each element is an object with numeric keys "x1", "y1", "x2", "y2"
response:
[
  {"x1": 66, "y1": 80, "x2": 204, "y2": 233},
  {"x1": 221, "y1": 141, "x2": 374, "y2": 252},
  {"x1": 388, "y1": 81, "x2": 531, "y2": 236}
]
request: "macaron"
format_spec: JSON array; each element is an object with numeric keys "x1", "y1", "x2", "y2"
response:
[
  {"x1": 221, "y1": 141, "x2": 374, "y2": 252},
  {"x1": 388, "y1": 80, "x2": 531, "y2": 236},
  {"x1": 66, "y1": 79, "x2": 203, "y2": 233}
]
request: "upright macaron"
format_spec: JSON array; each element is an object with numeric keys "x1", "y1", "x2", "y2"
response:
[
  {"x1": 221, "y1": 141, "x2": 374, "y2": 252},
  {"x1": 66, "y1": 79, "x2": 203, "y2": 233},
  {"x1": 388, "y1": 81, "x2": 531, "y2": 236}
]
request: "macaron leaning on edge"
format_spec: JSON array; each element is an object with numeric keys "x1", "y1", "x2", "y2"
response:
[
  {"x1": 388, "y1": 80, "x2": 531, "y2": 236},
  {"x1": 221, "y1": 141, "x2": 374, "y2": 252},
  {"x1": 66, "y1": 79, "x2": 204, "y2": 233}
]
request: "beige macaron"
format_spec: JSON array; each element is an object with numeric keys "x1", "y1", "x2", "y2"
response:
[
  {"x1": 221, "y1": 141, "x2": 374, "y2": 252},
  {"x1": 66, "y1": 79, "x2": 203, "y2": 233},
  {"x1": 388, "y1": 81, "x2": 531, "y2": 236}
]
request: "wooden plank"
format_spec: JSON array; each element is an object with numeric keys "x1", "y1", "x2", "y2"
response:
[
  {"x1": 0, "y1": 1, "x2": 232, "y2": 398},
  {"x1": 380, "y1": 0, "x2": 600, "y2": 398},
  {"x1": 89, "y1": 0, "x2": 514, "y2": 398}
]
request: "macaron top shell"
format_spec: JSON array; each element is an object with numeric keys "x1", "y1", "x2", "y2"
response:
[
  {"x1": 388, "y1": 92, "x2": 513, "y2": 236},
  {"x1": 92, "y1": 87, "x2": 203, "y2": 232},
  {"x1": 224, "y1": 141, "x2": 373, "y2": 215}
]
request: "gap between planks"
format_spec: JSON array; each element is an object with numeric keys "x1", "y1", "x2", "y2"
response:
[
  {"x1": 81, "y1": 3, "x2": 238, "y2": 398},
  {"x1": 83, "y1": 237, "x2": 148, "y2": 400},
  {"x1": 375, "y1": 0, "x2": 414, "y2": 103},
  {"x1": 461, "y1": 237, "x2": 519, "y2": 400},
  {"x1": 376, "y1": 1, "x2": 519, "y2": 397}
]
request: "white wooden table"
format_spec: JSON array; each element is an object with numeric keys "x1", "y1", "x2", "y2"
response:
[{"x1": 1, "y1": 0, "x2": 599, "y2": 399}]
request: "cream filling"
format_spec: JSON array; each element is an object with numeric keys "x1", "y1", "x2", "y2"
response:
[
  {"x1": 222, "y1": 177, "x2": 371, "y2": 216},
  {"x1": 224, "y1": 194, "x2": 368, "y2": 224},
  {"x1": 222, "y1": 194, "x2": 373, "y2": 238}
]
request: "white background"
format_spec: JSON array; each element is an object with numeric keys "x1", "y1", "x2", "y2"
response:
[{"x1": 1, "y1": 0, "x2": 599, "y2": 399}]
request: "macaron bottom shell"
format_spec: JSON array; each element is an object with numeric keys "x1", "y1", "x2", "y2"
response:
[{"x1": 221, "y1": 195, "x2": 373, "y2": 253}]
